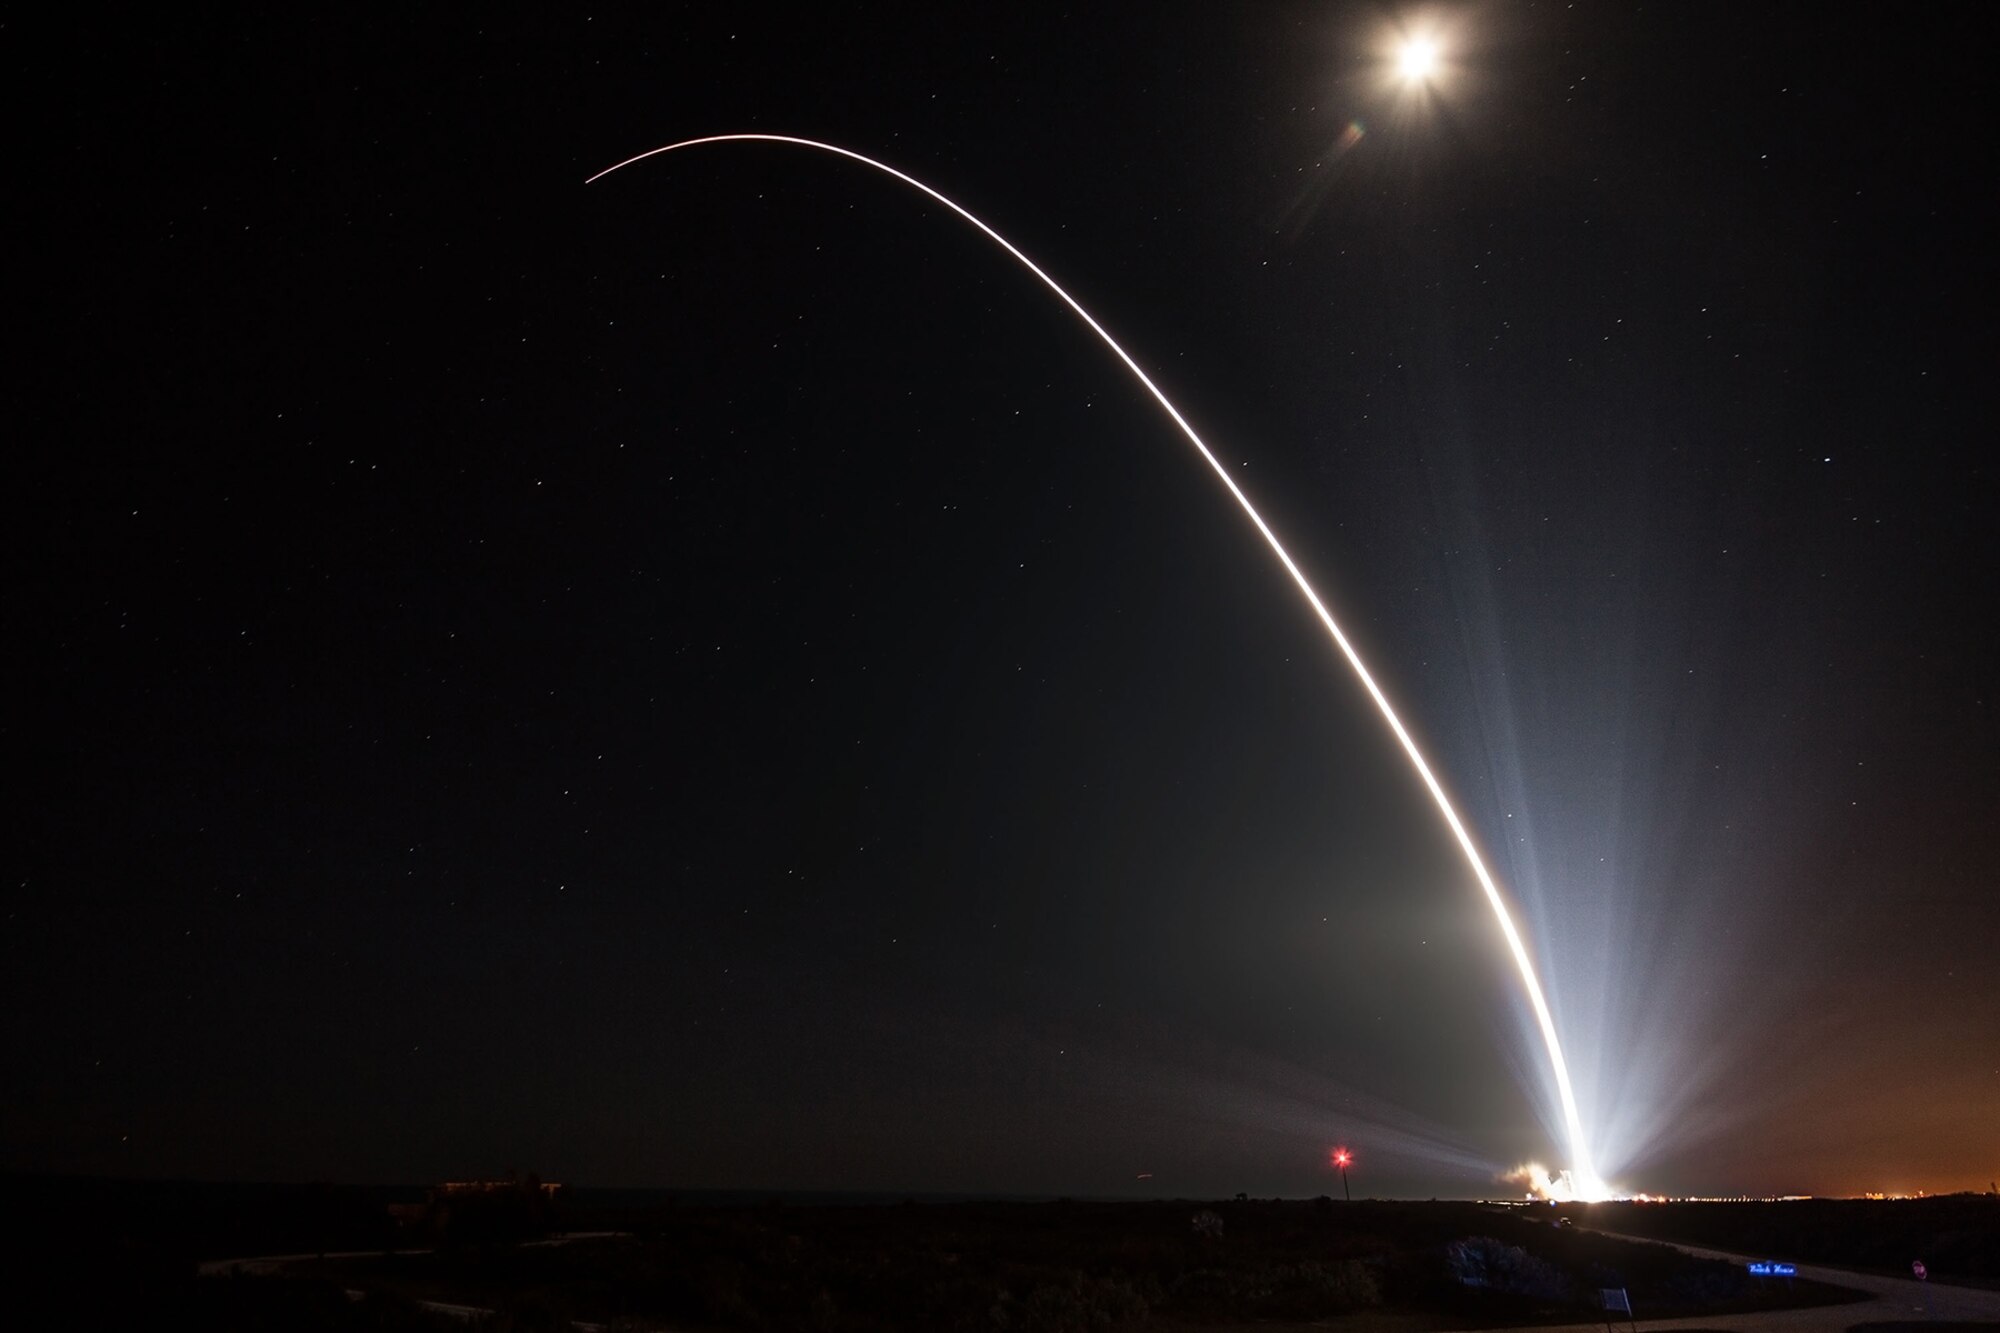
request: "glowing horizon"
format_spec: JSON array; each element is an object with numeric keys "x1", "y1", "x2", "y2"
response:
[{"x1": 588, "y1": 133, "x2": 1606, "y2": 1199}]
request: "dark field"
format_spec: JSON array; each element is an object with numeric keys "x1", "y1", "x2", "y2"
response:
[
  {"x1": 1566, "y1": 1197, "x2": 2000, "y2": 1286},
  {"x1": 290, "y1": 1196, "x2": 1871, "y2": 1330},
  {"x1": 19, "y1": 1176, "x2": 1985, "y2": 1331}
]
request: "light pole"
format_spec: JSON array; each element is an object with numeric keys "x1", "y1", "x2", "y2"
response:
[{"x1": 1333, "y1": 1147, "x2": 1353, "y2": 1202}]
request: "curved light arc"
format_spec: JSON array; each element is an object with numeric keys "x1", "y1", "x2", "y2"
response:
[{"x1": 588, "y1": 134, "x2": 1598, "y2": 1194}]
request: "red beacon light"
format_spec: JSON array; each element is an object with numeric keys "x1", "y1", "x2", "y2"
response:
[{"x1": 1331, "y1": 1146, "x2": 1354, "y2": 1200}]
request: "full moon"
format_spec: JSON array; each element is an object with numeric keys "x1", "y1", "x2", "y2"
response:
[{"x1": 1398, "y1": 36, "x2": 1439, "y2": 83}]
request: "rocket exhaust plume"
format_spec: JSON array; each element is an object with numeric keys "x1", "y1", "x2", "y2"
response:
[
  {"x1": 589, "y1": 134, "x2": 1605, "y2": 1199},
  {"x1": 1506, "y1": 1163, "x2": 1587, "y2": 1202}
]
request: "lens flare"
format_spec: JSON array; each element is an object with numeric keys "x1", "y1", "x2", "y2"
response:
[{"x1": 588, "y1": 135, "x2": 1604, "y2": 1195}]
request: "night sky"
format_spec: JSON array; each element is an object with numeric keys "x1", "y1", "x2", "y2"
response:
[{"x1": 10, "y1": 5, "x2": 1994, "y2": 1201}]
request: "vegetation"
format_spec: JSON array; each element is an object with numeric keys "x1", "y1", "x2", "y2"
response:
[
  {"x1": 17, "y1": 1174, "x2": 1978, "y2": 1330},
  {"x1": 8, "y1": 1268, "x2": 465, "y2": 1332},
  {"x1": 303, "y1": 1197, "x2": 1866, "y2": 1330},
  {"x1": 1573, "y1": 1194, "x2": 2000, "y2": 1283}
]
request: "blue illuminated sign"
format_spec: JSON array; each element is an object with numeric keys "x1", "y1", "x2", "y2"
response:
[{"x1": 1747, "y1": 1262, "x2": 1796, "y2": 1277}]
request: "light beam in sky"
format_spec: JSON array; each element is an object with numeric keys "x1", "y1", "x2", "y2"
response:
[{"x1": 587, "y1": 134, "x2": 1608, "y2": 1199}]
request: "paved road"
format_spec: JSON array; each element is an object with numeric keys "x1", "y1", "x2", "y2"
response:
[{"x1": 1497, "y1": 1232, "x2": 2000, "y2": 1333}]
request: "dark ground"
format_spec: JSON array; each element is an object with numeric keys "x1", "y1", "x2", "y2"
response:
[
  {"x1": 16, "y1": 1175, "x2": 1973, "y2": 1331},
  {"x1": 1564, "y1": 1196, "x2": 2000, "y2": 1287},
  {"x1": 296, "y1": 1196, "x2": 1871, "y2": 1330}
]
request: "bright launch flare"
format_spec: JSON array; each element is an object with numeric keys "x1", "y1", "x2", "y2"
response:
[
  {"x1": 589, "y1": 134, "x2": 1606, "y2": 1199},
  {"x1": 1509, "y1": 1163, "x2": 1589, "y2": 1203}
]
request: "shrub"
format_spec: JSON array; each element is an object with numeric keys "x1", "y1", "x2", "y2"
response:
[
  {"x1": 1168, "y1": 1259, "x2": 1380, "y2": 1319},
  {"x1": 1445, "y1": 1236, "x2": 1573, "y2": 1302},
  {"x1": 996, "y1": 1273, "x2": 1148, "y2": 1332}
]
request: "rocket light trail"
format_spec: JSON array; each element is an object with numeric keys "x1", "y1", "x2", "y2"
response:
[{"x1": 589, "y1": 134, "x2": 1606, "y2": 1199}]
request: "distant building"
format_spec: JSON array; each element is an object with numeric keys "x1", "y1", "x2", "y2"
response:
[
  {"x1": 434, "y1": 1176, "x2": 563, "y2": 1202},
  {"x1": 391, "y1": 1172, "x2": 563, "y2": 1242}
]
